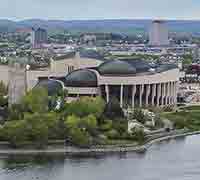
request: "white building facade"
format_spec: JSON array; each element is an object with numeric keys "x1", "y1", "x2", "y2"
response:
[{"x1": 62, "y1": 60, "x2": 179, "y2": 108}]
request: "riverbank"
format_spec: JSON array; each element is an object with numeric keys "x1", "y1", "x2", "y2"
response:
[{"x1": 0, "y1": 130, "x2": 199, "y2": 155}]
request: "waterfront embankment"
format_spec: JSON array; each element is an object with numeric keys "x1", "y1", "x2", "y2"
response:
[{"x1": 0, "y1": 130, "x2": 199, "y2": 155}]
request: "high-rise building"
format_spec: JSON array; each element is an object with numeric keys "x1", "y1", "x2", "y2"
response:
[
  {"x1": 30, "y1": 28, "x2": 48, "y2": 48},
  {"x1": 149, "y1": 20, "x2": 169, "y2": 46}
]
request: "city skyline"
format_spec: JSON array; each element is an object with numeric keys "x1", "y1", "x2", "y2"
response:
[{"x1": 1, "y1": 0, "x2": 200, "y2": 21}]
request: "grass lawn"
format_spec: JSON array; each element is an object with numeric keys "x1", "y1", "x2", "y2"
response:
[
  {"x1": 161, "y1": 107, "x2": 200, "y2": 131},
  {"x1": 179, "y1": 105, "x2": 200, "y2": 111}
]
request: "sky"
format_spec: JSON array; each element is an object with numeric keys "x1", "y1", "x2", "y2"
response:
[{"x1": 1, "y1": 0, "x2": 200, "y2": 21}]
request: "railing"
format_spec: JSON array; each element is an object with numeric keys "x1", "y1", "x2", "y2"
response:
[{"x1": 145, "y1": 129, "x2": 188, "y2": 142}]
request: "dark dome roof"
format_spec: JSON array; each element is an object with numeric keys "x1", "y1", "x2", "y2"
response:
[
  {"x1": 156, "y1": 64, "x2": 178, "y2": 73},
  {"x1": 79, "y1": 49, "x2": 105, "y2": 61},
  {"x1": 35, "y1": 80, "x2": 63, "y2": 96},
  {"x1": 98, "y1": 60, "x2": 137, "y2": 75},
  {"x1": 122, "y1": 59, "x2": 151, "y2": 73},
  {"x1": 65, "y1": 69, "x2": 97, "y2": 87}
]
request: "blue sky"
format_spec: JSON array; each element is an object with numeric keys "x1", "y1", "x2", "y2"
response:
[{"x1": 1, "y1": 0, "x2": 200, "y2": 20}]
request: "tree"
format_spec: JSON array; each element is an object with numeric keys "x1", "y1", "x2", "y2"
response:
[
  {"x1": 104, "y1": 97, "x2": 124, "y2": 119},
  {"x1": 0, "y1": 81, "x2": 7, "y2": 96},
  {"x1": 24, "y1": 113, "x2": 49, "y2": 148},
  {"x1": 182, "y1": 54, "x2": 193, "y2": 67},
  {"x1": 81, "y1": 114, "x2": 98, "y2": 137},
  {"x1": 2, "y1": 112, "x2": 51, "y2": 148},
  {"x1": 0, "y1": 81, "x2": 8, "y2": 107},
  {"x1": 8, "y1": 103, "x2": 25, "y2": 121},
  {"x1": 22, "y1": 87, "x2": 48, "y2": 113},
  {"x1": 99, "y1": 120, "x2": 113, "y2": 131},
  {"x1": 112, "y1": 119, "x2": 127, "y2": 136},
  {"x1": 183, "y1": 58, "x2": 192, "y2": 66},
  {"x1": 65, "y1": 97, "x2": 105, "y2": 118},
  {"x1": 64, "y1": 115, "x2": 80, "y2": 130},
  {"x1": 64, "y1": 115, "x2": 92, "y2": 147},
  {"x1": 82, "y1": 114, "x2": 97, "y2": 130},
  {"x1": 105, "y1": 129, "x2": 119, "y2": 139},
  {"x1": 131, "y1": 108, "x2": 148, "y2": 124},
  {"x1": 173, "y1": 117, "x2": 187, "y2": 129},
  {"x1": 131, "y1": 128, "x2": 145, "y2": 144},
  {"x1": 68, "y1": 127, "x2": 91, "y2": 147},
  {"x1": 0, "y1": 96, "x2": 7, "y2": 107},
  {"x1": 32, "y1": 112, "x2": 63, "y2": 140},
  {"x1": 2, "y1": 120, "x2": 29, "y2": 147}
]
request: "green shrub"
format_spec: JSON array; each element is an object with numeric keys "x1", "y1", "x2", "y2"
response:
[
  {"x1": 99, "y1": 120, "x2": 113, "y2": 131},
  {"x1": 154, "y1": 115, "x2": 164, "y2": 128},
  {"x1": 112, "y1": 119, "x2": 127, "y2": 136},
  {"x1": 82, "y1": 114, "x2": 97, "y2": 130},
  {"x1": 64, "y1": 115, "x2": 80, "y2": 129},
  {"x1": 68, "y1": 127, "x2": 91, "y2": 147},
  {"x1": 0, "y1": 81, "x2": 7, "y2": 96},
  {"x1": 131, "y1": 108, "x2": 148, "y2": 124},
  {"x1": 64, "y1": 96, "x2": 105, "y2": 118},
  {"x1": 22, "y1": 87, "x2": 49, "y2": 113},
  {"x1": 131, "y1": 128, "x2": 145, "y2": 144},
  {"x1": 104, "y1": 97, "x2": 124, "y2": 119},
  {"x1": 0, "y1": 96, "x2": 7, "y2": 107},
  {"x1": 8, "y1": 104, "x2": 25, "y2": 121},
  {"x1": 173, "y1": 118, "x2": 187, "y2": 129},
  {"x1": 2, "y1": 120, "x2": 29, "y2": 147},
  {"x1": 105, "y1": 129, "x2": 119, "y2": 139}
]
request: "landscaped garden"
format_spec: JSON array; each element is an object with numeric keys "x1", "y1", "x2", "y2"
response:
[
  {"x1": 161, "y1": 105, "x2": 200, "y2": 131},
  {"x1": 1, "y1": 80, "x2": 198, "y2": 150},
  {"x1": 0, "y1": 86, "x2": 150, "y2": 149}
]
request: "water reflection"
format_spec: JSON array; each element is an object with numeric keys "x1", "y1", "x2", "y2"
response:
[
  {"x1": 0, "y1": 135, "x2": 199, "y2": 180},
  {"x1": 3, "y1": 154, "x2": 65, "y2": 169}
]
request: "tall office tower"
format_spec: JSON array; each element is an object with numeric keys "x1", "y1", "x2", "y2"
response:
[
  {"x1": 8, "y1": 62, "x2": 27, "y2": 105},
  {"x1": 30, "y1": 28, "x2": 48, "y2": 48},
  {"x1": 149, "y1": 20, "x2": 169, "y2": 46}
]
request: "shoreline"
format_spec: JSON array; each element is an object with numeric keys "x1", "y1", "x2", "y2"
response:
[{"x1": 0, "y1": 131, "x2": 199, "y2": 156}]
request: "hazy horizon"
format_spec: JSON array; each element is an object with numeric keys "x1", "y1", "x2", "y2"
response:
[
  {"x1": 1, "y1": 0, "x2": 200, "y2": 21},
  {"x1": 1, "y1": 18, "x2": 200, "y2": 22}
]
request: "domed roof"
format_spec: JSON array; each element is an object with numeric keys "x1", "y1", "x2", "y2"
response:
[
  {"x1": 98, "y1": 60, "x2": 137, "y2": 75},
  {"x1": 35, "y1": 79, "x2": 63, "y2": 96},
  {"x1": 123, "y1": 59, "x2": 151, "y2": 73},
  {"x1": 79, "y1": 48, "x2": 105, "y2": 61},
  {"x1": 156, "y1": 64, "x2": 178, "y2": 73},
  {"x1": 65, "y1": 69, "x2": 97, "y2": 87},
  {"x1": 97, "y1": 59, "x2": 154, "y2": 75}
]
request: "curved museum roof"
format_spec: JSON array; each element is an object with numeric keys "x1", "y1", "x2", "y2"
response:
[
  {"x1": 65, "y1": 69, "x2": 97, "y2": 87},
  {"x1": 35, "y1": 79, "x2": 63, "y2": 96},
  {"x1": 97, "y1": 59, "x2": 178, "y2": 76},
  {"x1": 98, "y1": 60, "x2": 137, "y2": 75}
]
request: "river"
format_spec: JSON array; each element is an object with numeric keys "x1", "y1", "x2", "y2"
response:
[{"x1": 0, "y1": 135, "x2": 199, "y2": 180}]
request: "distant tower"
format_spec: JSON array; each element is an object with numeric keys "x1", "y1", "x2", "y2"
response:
[
  {"x1": 149, "y1": 20, "x2": 169, "y2": 46},
  {"x1": 8, "y1": 62, "x2": 26, "y2": 105},
  {"x1": 30, "y1": 28, "x2": 48, "y2": 48}
]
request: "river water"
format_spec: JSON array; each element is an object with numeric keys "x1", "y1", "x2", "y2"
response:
[{"x1": 0, "y1": 135, "x2": 199, "y2": 180}]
